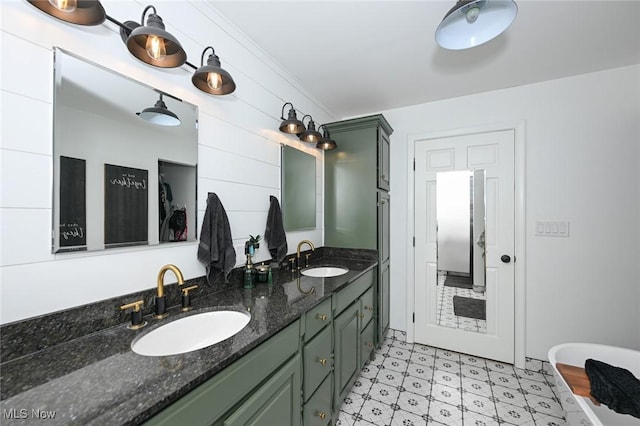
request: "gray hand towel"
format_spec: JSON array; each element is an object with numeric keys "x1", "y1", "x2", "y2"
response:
[
  {"x1": 197, "y1": 193, "x2": 236, "y2": 283},
  {"x1": 264, "y1": 195, "x2": 288, "y2": 263}
]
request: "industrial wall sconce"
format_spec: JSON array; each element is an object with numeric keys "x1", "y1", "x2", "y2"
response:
[
  {"x1": 316, "y1": 125, "x2": 337, "y2": 150},
  {"x1": 136, "y1": 93, "x2": 181, "y2": 126},
  {"x1": 26, "y1": 0, "x2": 236, "y2": 95},
  {"x1": 192, "y1": 47, "x2": 236, "y2": 95},
  {"x1": 279, "y1": 103, "x2": 305, "y2": 134},
  {"x1": 298, "y1": 115, "x2": 322, "y2": 143},
  {"x1": 120, "y1": 5, "x2": 186, "y2": 68},
  {"x1": 26, "y1": 0, "x2": 106, "y2": 26},
  {"x1": 278, "y1": 103, "x2": 330, "y2": 149},
  {"x1": 435, "y1": 0, "x2": 517, "y2": 50}
]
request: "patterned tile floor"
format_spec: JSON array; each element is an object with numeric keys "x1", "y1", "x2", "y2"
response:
[
  {"x1": 337, "y1": 330, "x2": 566, "y2": 426},
  {"x1": 437, "y1": 271, "x2": 487, "y2": 333}
]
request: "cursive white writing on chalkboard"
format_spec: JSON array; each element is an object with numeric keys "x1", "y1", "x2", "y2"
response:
[
  {"x1": 109, "y1": 173, "x2": 147, "y2": 190},
  {"x1": 60, "y1": 223, "x2": 85, "y2": 240}
]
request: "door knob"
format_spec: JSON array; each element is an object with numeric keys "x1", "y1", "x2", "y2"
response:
[{"x1": 501, "y1": 255, "x2": 511, "y2": 263}]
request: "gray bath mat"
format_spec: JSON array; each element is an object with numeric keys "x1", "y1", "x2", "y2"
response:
[
  {"x1": 453, "y1": 296, "x2": 486, "y2": 320},
  {"x1": 444, "y1": 275, "x2": 473, "y2": 289}
]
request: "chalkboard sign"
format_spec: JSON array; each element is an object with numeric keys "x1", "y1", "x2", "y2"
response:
[
  {"x1": 59, "y1": 156, "x2": 87, "y2": 250},
  {"x1": 104, "y1": 164, "x2": 148, "y2": 247}
]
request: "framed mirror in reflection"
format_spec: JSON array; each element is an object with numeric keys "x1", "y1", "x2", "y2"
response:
[
  {"x1": 52, "y1": 48, "x2": 198, "y2": 253},
  {"x1": 281, "y1": 145, "x2": 316, "y2": 231},
  {"x1": 436, "y1": 169, "x2": 486, "y2": 333}
]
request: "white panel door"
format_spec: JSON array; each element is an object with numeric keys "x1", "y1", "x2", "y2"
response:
[{"x1": 414, "y1": 130, "x2": 515, "y2": 363}]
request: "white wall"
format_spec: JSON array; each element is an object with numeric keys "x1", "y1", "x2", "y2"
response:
[
  {"x1": 0, "y1": 1, "x2": 332, "y2": 324},
  {"x1": 384, "y1": 65, "x2": 640, "y2": 360}
]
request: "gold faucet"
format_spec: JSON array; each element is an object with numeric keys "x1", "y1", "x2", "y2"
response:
[
  {"x1": 155, "y1": 264, "x2": 185, "y2": 319},
  {"x1": 296, "y1": 240, "x2": 315, "y2": 270}
]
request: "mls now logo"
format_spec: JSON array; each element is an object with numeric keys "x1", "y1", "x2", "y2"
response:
[{"x1": 3, "y1": 408, "x2": 56, "y2": 420}]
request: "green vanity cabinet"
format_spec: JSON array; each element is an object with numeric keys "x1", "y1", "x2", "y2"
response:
[
  {"x1": 144, "y1": 320, "x2": 301, "y2": 426},
  {"x1": 334, "y1": 303, "x2": 360, "y2": 408},
  {"x1": 332, "y1": 270, "x2": 375, "y2": 415},
  {"x1": 223, "y1": 355, "x2": 301, "y2": 426},
  {"x1": 324, "y1": 114, "x2": 393, "y2": 348}
]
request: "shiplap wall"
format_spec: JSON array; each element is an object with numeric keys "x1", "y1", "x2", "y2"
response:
[{"x1": 0, "y1": 0, "x2": 334, "y2": 324}]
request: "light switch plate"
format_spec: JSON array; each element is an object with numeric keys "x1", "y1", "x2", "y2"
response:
[{"x1": 535, "y1": 221, "x2": 569, "y2": 237}]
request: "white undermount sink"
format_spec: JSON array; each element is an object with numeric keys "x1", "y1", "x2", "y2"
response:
[
  {"x1": 301, "y1": 266, "x2": 349, "y2": 278},
  {"x1": 131, "y1": 310, "x2": 251, "y2": 356}
]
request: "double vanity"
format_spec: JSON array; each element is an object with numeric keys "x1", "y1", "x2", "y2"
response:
[{"x1": 0, "y1": 248, "x2": 379, "y2": 425}]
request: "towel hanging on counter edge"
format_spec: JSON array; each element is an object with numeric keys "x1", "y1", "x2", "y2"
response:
[
  {"x1": 264, "y1": 195, "x2": 288, "y2": 264},
  {"x1": 197, "y1": 193, "x2": 236, "y2": 284}
]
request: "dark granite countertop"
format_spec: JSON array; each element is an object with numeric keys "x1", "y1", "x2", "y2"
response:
[{"x1": 0, "y1": 250, "x2": 376, "y2": 425}]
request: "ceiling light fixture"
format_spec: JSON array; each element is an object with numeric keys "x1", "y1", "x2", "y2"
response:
[
  {"x1": 278, "y1": 103, "x2": 305, "y2": 134},
  {"x1": 120, "y1": 5, "x2": 187, "y2": 68},
  {"x1": 298, "y1": 115, "x2": 322, "y2": 143},
  {"x1": 137, "y1": 93, "x2": 181, "y2": 126},
  {"x1": 192, "y1": 46, "x2": 236, "y2": 95},
  {"x1": 435, "y1": 0, "x2": 517, "y2": 50},
  {"x1": 27, "y1": 0, "x2": 106, "y2": 26},
  {"x1": 316, "y1": 125, "x2": 337, "y2": 150}
]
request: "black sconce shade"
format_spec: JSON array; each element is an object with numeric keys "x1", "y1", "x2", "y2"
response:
[
  {"x1": 27, "y1": 0, "x2": 106, "y2": 26},
  {"x1": 279, "y1": 103, "x2": 305, "y2": 134},
  {"x1": 299, "y1": 115, "x2": 322, "y2": 143},
  {"x1": 192, "y1": 46, "x2": 236, "y2": 95},
  {"x1": 124, "y1": 5, "x2": 186, "y2": 68},
  {"x1": 316, "y1": 125, "x2": 337, "y2": 150}
]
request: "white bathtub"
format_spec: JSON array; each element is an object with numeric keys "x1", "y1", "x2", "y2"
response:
[{"x1": 548, "y1": 343, "x2": 640, "y2": 426}]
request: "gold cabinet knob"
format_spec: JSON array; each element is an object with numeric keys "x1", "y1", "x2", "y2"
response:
[
  {"x1": 365, "y1": 305, "x2": 374, "y2": 311},
  {"x1": 315, "y1": 411, "x2": 326, "y2": 420},
  {"x1": 367, "y1": 342, "x2": 374, "y2": 348},
  {"x1": 316, "y1": 313, "x2": 327, "y2": 321},
  {"x1": 359, "y1": 313, "x2": 365, "y2": 319},
  {"x1": 318, "y1": 358, "x2": 328, "y2": 366}
]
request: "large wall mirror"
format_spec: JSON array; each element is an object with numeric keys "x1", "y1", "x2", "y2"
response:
[
  {"x1": 281, "y1": 145, "x2": 316, "y2": 231},
  {"x1": 52, "y1": 48, "x2": 198, "y2": 253},
  {"x1": 436, "y1": 169, "x2": 487, "y2": 333}
]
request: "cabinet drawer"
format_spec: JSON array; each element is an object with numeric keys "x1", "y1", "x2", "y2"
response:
[
  {"x1": 334, "y1": 270, "x2": 374, "y2": 314},
  {"x1": 360, "y1": 319, "x2": 376, "y2": 369},
  {"x1": 305, "y1": 298, "x2": 332, "y2": 341},
  {"x1": 303, "y1": 325, "x2": 333, "y2": 400},
  {"x1": 303, "y1": 374, "x2": 332, "y2": 426},
  {"x1": 359, "y1": 286, "x2": 375, "y2": 331}
]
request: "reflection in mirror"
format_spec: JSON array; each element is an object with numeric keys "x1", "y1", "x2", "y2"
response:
[
  {"x1": 281, "y1": 146, "x2": 316, "y2": 231},
  {"x1": 436, "y1": 170, "x2": 486, "y2": 333},
  {"x1": 52, "y1": 48, "x2": 198, "y2": 253}
]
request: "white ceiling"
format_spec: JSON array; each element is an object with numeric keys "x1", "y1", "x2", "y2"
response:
[{"x1": 211, "y1": 0, "x2": 640, "y2": 119}]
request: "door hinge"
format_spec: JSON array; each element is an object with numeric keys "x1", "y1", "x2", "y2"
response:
[
  {"x1": 412, "y1": 312, "x2": 415, "y2": 323},
  {"x1": 412, "y1": 237, "x2": 415, "y2": 247},
  {"x1": 413, "y1": 158, "x2": 415, "y2": 171}
]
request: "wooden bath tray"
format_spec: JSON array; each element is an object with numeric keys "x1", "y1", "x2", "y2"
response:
[{"x1": 556, "y1": 363, "x2": 600, "y2": 405}]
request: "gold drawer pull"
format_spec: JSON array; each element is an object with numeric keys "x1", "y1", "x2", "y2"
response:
[
  {"x1": 316, "y1": 313, "x2": 327, "y2": 321},
  {"x1": 315, "y1": 411, "x2": 326, "y2": 420},
  {"x1": 365, "y1": 305, "x2": 374, "y2": 311},
  {"x1": 318, "y1": 358, "x2": 328, "y2": 366}
]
